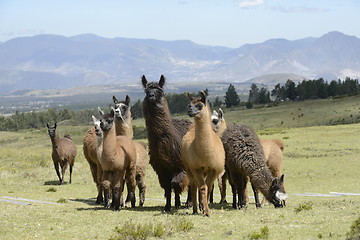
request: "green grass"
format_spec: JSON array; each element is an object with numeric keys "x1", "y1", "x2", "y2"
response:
[{"x1": 1, "y1": 97, "x2": 360, "y2": 239}]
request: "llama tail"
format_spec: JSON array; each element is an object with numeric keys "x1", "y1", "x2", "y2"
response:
[
  {"x1": 171, "y1": 171, "x2": 189, "y2": 194},
  {"x1": 64, "y1": 134, "x2": 72, "y2": 139},
  {"x1": 273, "y1": 139, "x2": 285, "y2": 151}
]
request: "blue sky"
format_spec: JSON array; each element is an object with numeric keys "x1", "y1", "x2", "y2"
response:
[{"x1": 0, "y1": 0, "x2": 359, "y2": 47}]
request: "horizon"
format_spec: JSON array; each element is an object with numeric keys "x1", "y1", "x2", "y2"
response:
[{"x1": 1, "y1": 0, "x2": 359, "y2": 48}]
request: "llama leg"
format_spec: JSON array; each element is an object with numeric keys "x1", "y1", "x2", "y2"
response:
[
  {"x1": 193, "y1": 169, "x2": 209, "y2": 216},
  {"x1": 96, "y1": 166, "x2": 104, "y2": 204},
  {"x1": 209, "y1": 184, "x2": 214, "y2": 204},
  {"x1": 61, "y1": 161, "x2": 69, "y2": 185},
  {"x1": 137, "y1": 174, "x2": 146, "y2": 207},
  {"x1": 53, "y1": 161, "x2": 62, "y2": 184},
  {"x1": 69, "y1": 164, "x2": 73, "y2": 184},
  {"x1": 231, "y1": 183, "x2": 237, "y2": 209},
  {"x1": 219, "y1": 172, "x2": 227, "y2": 204},
  {"x1": 239, "y1": 175, "x2": 248, "y2": 209},
  {"x1": 251, "y1": 182, "x2": 261, "y2": 208},
  {"x1": 112, "y1": 170, "x2": 125, "y2": 211},
  {"x1": 189, "y1": 181, "x2": 198, "y2": 214},
  {"x1": 102, "y1": 171, "x2": 111, "y2": 208},
  {"x1": 125, "y1": 165, "x2": 136, "y2": 208}
]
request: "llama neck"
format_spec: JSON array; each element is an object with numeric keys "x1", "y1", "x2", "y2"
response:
[
  {"x1": 249, "y1": 167, "x2": 274, "y2": 200},
  {"x1": 96, "y1": 135, "x2": 103, "y2": 161},
  {"x1": 114, "y1": 117, "x2": 133, "y2": 138},
  {"x1": 102, "y1": 126, "x2": 117, "y2": 160},
  {"x1": 217, "y1": 120, "x2": 227, "y2": 138},
  {"x1": 143, "y1": 98, "x2": 173, "y2": 135},
  {"x1": 194, "y1": 107, "x2": 213, "y2": 147},
  {"x1": 50, "y1": 132, "x2": 60, "y2": 149}
]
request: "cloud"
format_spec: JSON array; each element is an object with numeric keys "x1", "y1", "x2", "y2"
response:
[
  {"x1": 238, "y1": 0, "x2": 264, "y2": 8},
  {"x1": 270, "y1": 6, "x2": 329, "y2": 13}
]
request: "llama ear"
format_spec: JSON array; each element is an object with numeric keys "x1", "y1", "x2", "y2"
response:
[
  {"x1": 54, "y1": 122, "x2": 57, "y2": 128},
  {"x1": 187, "y1": 92, "x2": 193, "y2": 101},
  {"x1": 113, "y1": 95, "x2": 119, "y2": 104},
  {"x1": 141, "y1": 75, "x2": 148, "y2": 88},
  {"x1": 279, "y1": 174, "x2": 285, "y2": 184},
  {"x1": 200, "y1": 91, "x2": 207, "y2": 104},
  {"x1": 159, "y1": 75, "x2": 165, "y2": 88},
  {"x1": 218, "y1": 108, "x2": 224, "y2": 120},
  {"x1": 91, "y1": 115, "x2": 96, "y2": 122},
  {"x1": 125, "y1": 95, "x2": 131, "y2": 105},
  {"x1": 212, "y1": 110, "x2": 218, "y2": 118},
  {"x1": 46, "y1": 123, "x2": 49, "y2": 128},
  {"x1": 110, "y1": 107, "x2": 115, "y2": 117},
  {"x1": 98, "y1": 107, "x2": 104, "y2": 116}
]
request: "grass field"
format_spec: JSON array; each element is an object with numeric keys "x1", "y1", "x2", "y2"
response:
[{"x1": 1, "y1": 98, "x2": 360, "y2": 239}]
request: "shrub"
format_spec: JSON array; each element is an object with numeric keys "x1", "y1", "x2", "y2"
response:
[
  {"x1": 249, "y1": 226, "x2": 269, "y2": 239},
  {"x1": 46, "y1": 188, "x2": 57, "y2": 192},
  {"x1": 294, "y1": 202, "x2": 313, "y2": 213},
  {"x1": 346, "y1": 215, "x2": 360, "y2": 240}
]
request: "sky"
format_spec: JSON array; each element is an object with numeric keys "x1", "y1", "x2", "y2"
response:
[{"x1": 0, "y1": 0, "x2": 359, "y2": 48}]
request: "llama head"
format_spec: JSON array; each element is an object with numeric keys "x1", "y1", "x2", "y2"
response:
[
  {"x1": 187, "y1": 91, "x2": 208, "y2": 118},
  {"x1": 112, "y1": 95, "x2": 131, "y2": 122},
  {"x1": 142, "y1": 75, "x2": 165, "y2": 104},
  {"x1": 269, "y1": 174, "x2": 287, "y2": 208},
  {"x1": 92, "y1": 115, "x2": 103, "y2": 138},
  {"x1": 99, "y1": 108, "x2": 115, "y2": 132},
  {"x1": 211, "y1": 108, "x2": 226, "y2": 134},
  {"x1": 47, "y1": 123, "x2": 57, "y2": 138}
]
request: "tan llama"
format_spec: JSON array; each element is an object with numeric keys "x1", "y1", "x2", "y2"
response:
[
  {"x1": 181, "y1": 91, "x2": 225, "y2": 216},
  {"x1": 99, "y1": 109, "x2": 137, "y2": 211},
  {"x1": 82, "y1": 113, "x2": 104, "y2": 204},
  {"x1": 113, "y1": 95, "x2": 149, "y2": 207}
]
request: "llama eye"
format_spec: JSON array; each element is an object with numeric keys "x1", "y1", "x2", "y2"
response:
[
  {"x1": 196, "y1": 104, "x2": 203, "y2": 110},
  {"x1": 212, "y1": 119, "x2": 219, "y2": 124}
]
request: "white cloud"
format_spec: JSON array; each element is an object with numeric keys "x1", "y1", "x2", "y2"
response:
[
  {"x1": 238, "y1": 0, "x2": 264, "y2": 8},
  {"x1": 270, "y1": 6, "x2": 329, "y2": 13}
]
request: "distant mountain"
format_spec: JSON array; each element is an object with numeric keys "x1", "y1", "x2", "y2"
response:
[{"x1": 0, "y1": 31, "x2": 359, "y2": 94}]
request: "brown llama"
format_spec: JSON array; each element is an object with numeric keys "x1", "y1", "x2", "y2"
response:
[
  {"x1": 209, "y1": 109, "x2": 287, "y2": 209},
  {"x1": 181, "y1": 91, "x2": 225, "y2": 216},
  {"x1": 98, "y1": 109, "x2": 137, "y2": 211},
  {"x1": 47, "y1": 123, "x2": 77, "y2": 185},
  {"x1": 82, "y1": 112, "x2": 104, "y2": 204},
  {"x1": 113, "y1": 95, "x2": 149, "y2": 207},
  {"x1": 141, "y1": 75, "x2": 192, "y2": 212}
]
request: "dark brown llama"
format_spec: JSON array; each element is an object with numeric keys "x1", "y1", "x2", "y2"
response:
[
  {"x1": 47, "y1": 123, "x2": 77, "y2": 185},
  {"x1": 141, "y1": 75, "x2": 191, "y2": 212}
]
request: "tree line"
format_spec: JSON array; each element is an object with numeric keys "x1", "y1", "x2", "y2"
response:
[{"x1": 0, "y1": 77, "x2": 358, "y2": 131}]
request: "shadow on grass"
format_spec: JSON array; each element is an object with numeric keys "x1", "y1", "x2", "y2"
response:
[{"x1": 44, "y1": 180, "x2": 69, "y2": 186}]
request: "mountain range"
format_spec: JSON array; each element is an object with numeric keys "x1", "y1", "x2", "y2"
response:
[{"x1": 0, "y1": 31, "x2": 359, "y2": 95}]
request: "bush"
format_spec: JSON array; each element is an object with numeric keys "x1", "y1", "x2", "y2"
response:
[
  {"x1": 346, "y1": 215, "x2": 360, "y2": 240},
  {"x1": 249, "y1": 226, "x2": 269, "y2": 239}
]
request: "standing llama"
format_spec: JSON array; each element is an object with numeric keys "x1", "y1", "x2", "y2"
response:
[
  {"x1": 82, "y1": 111, "x2": 104, "y2": 204},
  {"x1": 209, "y1": 110, "x2": 287, "y2": 209},
  {"x1": 181, "y1": 91, "x2": 225, "y2": 216},
  {"x1": 211, "y1": 109, "x2": 286, "y2": 207},
  {"x1": 113, "y1": 95, "x2": 149, "y2": 207},
  {"x1": 142, "y1": 75, "x2": 191, "y2": 212},
  {"x1": 47, "y1": 123, "x2": 77, "y2": 185},
  {"x1": 99, "y1": 109, "x2": 137, "y2": 211}
]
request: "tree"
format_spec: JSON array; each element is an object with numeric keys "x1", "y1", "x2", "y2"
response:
[
  {"x1": 248, "y1": 83, "x2": 259, "y2": 103},
  {"x1": 213, "y1": 96, "x2": 223, "y2": 108},
  {"x1": 285, "y1": 80, "x2": 296, "y2": 100},
  {"x1": 131, "y1": 99, "x2": 143, "y2": 119},
  {"x1": 224, "y1": 84, "x2": 240, "y2": 108},
  {"x1": 258, "y1": 87, "x2": 271, "y2": 104}
]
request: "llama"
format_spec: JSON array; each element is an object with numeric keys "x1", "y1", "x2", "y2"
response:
[
  {"x1": 98, "y1": 109, "x2": 137, "y2": 211},
  {"x1": 181, "y1": 91, "x2": 225, "y2": 216},
  {"x1": 82, "y1": 114, "x2": 104, "y2": 204},
  {"x1": 113, "y1": 95, "x2": 149, "y2": 207},
  {"x1": 141, "y1": 75, "x2": 192, "y2": 212},
  {"x1": 209, "y1": 109, "x2": 287, "y2": 209},
  {"x1": 47, "y1": 123, "x2": 77, "y2": 185}
]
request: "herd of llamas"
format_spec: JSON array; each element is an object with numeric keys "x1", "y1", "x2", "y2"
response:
[{"x1": 47, "y1": 75, "x2": 287, "y2": 216}]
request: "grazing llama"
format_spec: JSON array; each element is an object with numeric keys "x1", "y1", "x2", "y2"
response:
[
  {"x1": 210, "y1": 109, "x2": 287, "y2": 209},
  {"x1": 113, "y1": 95, "x2": 149, "y2": 207},
  {"x1": 142, "y1": 75, "x2": 191, "y2": 212},
  {"x1": 211, "y1": 109, "x2": 286, "y2": 207},
  {"x1": 82, "y1": 113, "x2": 104, "y2": 204},
  {"x1": 47, "y1": 123, "x2": 77, "y2": 185},
  {"x1": 181, "y1": 91, "x2": 225, "y2": 216},
  {"x1": 99, "y1": 109, "x2": 137, "y2": 211}
]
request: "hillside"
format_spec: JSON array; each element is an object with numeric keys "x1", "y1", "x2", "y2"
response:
[{"x1": 0, "y1": 31, "x2": 359, "y2": 94}]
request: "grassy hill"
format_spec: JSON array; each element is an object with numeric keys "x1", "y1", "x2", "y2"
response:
[{"x1": 1, "y1": 95, "x2": 360, "y2": 239}]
